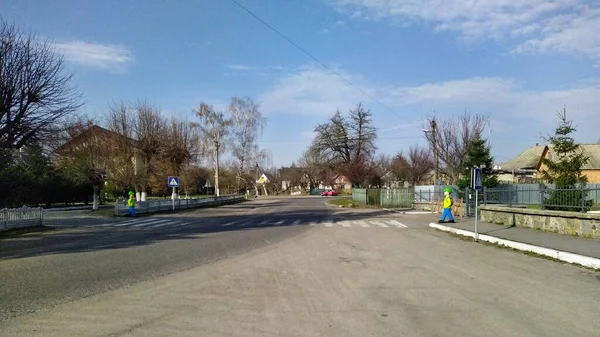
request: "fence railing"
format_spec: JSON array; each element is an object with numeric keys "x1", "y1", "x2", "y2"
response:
[
  {"x1": 352, "y1": 188, "x2": 414, "y2": 208},
  {"x1": 115, "y1": 194, "x2": 246, "y2": 216},
  {"x1": 484, "y1": 186, "x2": 600, "y2": 212},
  {"x1": 0, "y1": 207, "x2": 44, "y2": 231}
]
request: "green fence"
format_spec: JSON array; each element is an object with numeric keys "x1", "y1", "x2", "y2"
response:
[{"x1": 352, "y1": 188, "x2": 414, "y2": 208}]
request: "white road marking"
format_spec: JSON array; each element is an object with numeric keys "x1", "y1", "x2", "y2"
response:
[
  {"x1": 114, "y1": 218, "x2": 158, "y2": 227},
  {"x1": 133, "y1": 219, "x2": 172, "y2": 227},
  {"x1": 388, "y1": 220, "x2": 408, "y2": 228}
]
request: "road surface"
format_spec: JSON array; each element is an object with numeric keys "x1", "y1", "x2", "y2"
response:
[{"x1": 1, "y1": 196, "x2": 599, "y2": 336}]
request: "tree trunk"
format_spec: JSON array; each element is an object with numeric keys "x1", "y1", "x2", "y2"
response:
[{"x1": 92, "y1": 185, "x2": 99, "y2": 210}]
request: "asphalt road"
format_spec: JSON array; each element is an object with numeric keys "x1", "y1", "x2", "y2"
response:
[
  {"x1": 1, "y1": 196, "x2": 600, "y2": 336},
  {"x1": 0, "y1": 196, "x2": 342, "y2": 321}
]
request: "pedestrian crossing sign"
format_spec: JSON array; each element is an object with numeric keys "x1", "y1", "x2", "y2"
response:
[
  {"x1": 168, "y1": 176, "x2": 179, "y2": 187},
  {"x1": 256, "y1": 174, "x2": 268, "y2": 184}
]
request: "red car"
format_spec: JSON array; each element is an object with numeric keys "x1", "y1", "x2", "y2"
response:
[{"x1": 320, "y1": 190, "x2": 339, "y2": 196}]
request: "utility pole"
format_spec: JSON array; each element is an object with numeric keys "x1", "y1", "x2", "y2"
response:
[
  {"x1": 214, "y1": 139, "x2": 220, "y2": 197},
  {"x1": 431, "y1": 119, "x2": 438, "y2": 185}
]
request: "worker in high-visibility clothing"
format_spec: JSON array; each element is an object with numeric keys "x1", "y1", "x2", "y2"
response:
[
  {"x1": 127, "y1": 190, "x2": 136, "y2": 217},
  {"x1": 438, "y1": 187, "x2": 455, "y2": 223}
]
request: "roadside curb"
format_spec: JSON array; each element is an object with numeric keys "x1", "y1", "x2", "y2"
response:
[{"x1": 429, "y1": 223, "x2": 600, "y2": 270}]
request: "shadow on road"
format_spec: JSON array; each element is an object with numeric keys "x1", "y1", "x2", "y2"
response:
[{"x1": 0, "y1": 208, "x2": 392, "y2": 261}]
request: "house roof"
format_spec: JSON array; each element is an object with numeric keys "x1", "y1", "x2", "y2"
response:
[
  {"x1": 279, "y1": 167, "x2": 305, "y2": 180},
  {"x1": 500, "y1": 144, "x2": 600, "y2": 171},
  {"x1": 546, "y1": 144, "x2": 600, "y2": 170},
  {"x1": 55, "y1": 125, "x2": 138, "y2": 154},
  {"x1": 499, "y1": 145, "x2": 547, "y2": 171}
]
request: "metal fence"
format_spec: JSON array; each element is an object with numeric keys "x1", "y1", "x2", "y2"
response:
[
  {"x1": 0, "y1": 207, "x2": 44, "y2": 231},
  {"x1": 484, "y1": 186, "x2": 600, "y2": 212},
  {"x1": 352, "y1": 188, "x2": 414, "y2": 208},
  {"x1": 483, "y1": 184, "x2": 600, "y2": 205},
  {"x1": 115, "y1": 194, "x2": 246, "y2": 216}
]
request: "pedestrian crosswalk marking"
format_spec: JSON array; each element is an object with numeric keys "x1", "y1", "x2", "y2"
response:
[
  {"x1": 133, "y1": 219, "x2": 170, "y2": 227},
  {"x1": 114, "y1": 218, "x2": 157, "y2": 227},
  {"x1": 148, "y1": 221, "x2": 181, "y2": 228},
  {"x1": 389, "y1": 220, "x2": 408, "y2": 228},
  {"x1": 95, "y1": 217, "x2": 409, "y2": 230},
  {"x1": 358, "y1": 221, "x2": 370, "y2": 227}
]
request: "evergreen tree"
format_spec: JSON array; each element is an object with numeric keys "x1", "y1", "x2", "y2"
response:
[
  {"x1": 457, "y1": 134, "x2": 499, "y2": 191},
  {"x1": 541, "y1": 107, "x2": 592, "y2": 211}
]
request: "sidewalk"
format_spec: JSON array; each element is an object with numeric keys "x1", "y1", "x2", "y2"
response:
[{"x1": 430, "y1": 218, "x2": 600, "y2": 268}]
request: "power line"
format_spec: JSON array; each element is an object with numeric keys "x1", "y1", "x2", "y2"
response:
[{"x1": 227, "y1": 0, "x2": 415, "y2": 125}]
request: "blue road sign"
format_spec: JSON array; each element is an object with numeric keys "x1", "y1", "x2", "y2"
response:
[
  {"x1": 168, "y1": 176, "x2": 179, "y2": 187},
  {"x1": 471, "y1": 167, "x2": 483, "y2": 190}
]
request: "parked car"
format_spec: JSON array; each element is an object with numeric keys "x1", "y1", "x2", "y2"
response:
[{"x1": 320, "y1": 190, "x2": 339, "y2": 197}]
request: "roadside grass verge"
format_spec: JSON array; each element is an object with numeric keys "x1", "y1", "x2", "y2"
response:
[
  {"x1": 0, "y1": 225, "x2": 59, "y2": 239},
  {"x1": 327, "y1": 198, "x2": 357, "y2": 208}
]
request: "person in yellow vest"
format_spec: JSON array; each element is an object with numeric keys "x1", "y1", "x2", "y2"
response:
[
  {"x1": 438, "y1": 187, "x2": 455, "y2": 223},
  {"x1": 127, "y1": 190, "x2": 136, "y2": 217}
]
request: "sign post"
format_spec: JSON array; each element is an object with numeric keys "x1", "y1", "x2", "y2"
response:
[
  {"x1": 168, "y1": 176, "x2": 179, "y2": 211},
  {"x1": 471, "y1": 167, "x2": 483, "y2": 241}
]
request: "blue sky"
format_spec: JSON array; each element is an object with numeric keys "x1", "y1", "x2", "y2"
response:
[{"x1": 2, "y1": 0, "x2": 599, "y2": 167}]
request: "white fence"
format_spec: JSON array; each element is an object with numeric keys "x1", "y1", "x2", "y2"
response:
[
  {"x1": 0, "y1": 207, "x2": 44, "y2": 231},
  {"x1": 115, "y1": 194, "x2": 246, "y2": 216}
]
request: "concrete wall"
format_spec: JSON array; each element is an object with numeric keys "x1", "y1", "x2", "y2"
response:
[{"x1": 480, "y1": 205, "x2": 600, "y2": 239}]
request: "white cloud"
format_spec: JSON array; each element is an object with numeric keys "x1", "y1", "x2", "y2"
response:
[
  {"x1": 260, "y1": 66, "x2": 600, "y2": 125},
  {"x1": 226, "y1": 64, "x2": 253, "y2": 70},
  {"x1": 259, "y1": 66, "x2": 377, "y2": 116},
  {"x1": 54, "y1": 41, "x2": 133, "y2": 71},
  {"x1": 330, "y1": 0, "x2": 600, "y2": 61}
]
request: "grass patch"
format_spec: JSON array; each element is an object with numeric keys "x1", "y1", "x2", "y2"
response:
[{"x1": 327, "y1": 198, "x2": 357, "y2": 208}]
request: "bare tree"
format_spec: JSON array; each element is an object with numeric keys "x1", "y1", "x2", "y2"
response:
[
  {"x1": 161, "y1": 117, "x2": 199, "y2": 176},
  {"x1": 392, "y1": 145, "x2": 434, "y2": 186},
  {"x1": 192, "y1": 102, "x2": 232, "y2": 196},
  {"x1": 423, "y1": 113, "x2": 487, "y2": 183},
  {"x1": 228, "y1": 96, "x2": 267, "y2": 191},
  {"x1": 0, "y1": 19, "x2": 83, "y2": 149},
  {"x1": 313, "y1": 102, "x2": 378, "y2": 187},
  {"x1": 133, "y1": 102, "x2": 166, "y2": 200},
  {"x1": 297, "y1": 145, "x2": 329, "y2": 190},
  {"x1": 105, "y1": 102, "x2": 139, "y2": 195}
]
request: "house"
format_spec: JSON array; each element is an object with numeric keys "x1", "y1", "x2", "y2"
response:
[
  {"x1": 495, "y1": 144, "x2": 600, "y2": 183},
  {"x1": 53, "y1": 124, "x2": 145, "y2": 196},
  {"x1": 279, "y1": 167, "x2": 307, "y2": 191},
  {"x1": 331, "y1": 173, "x2": 352, "y2": 190}
]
